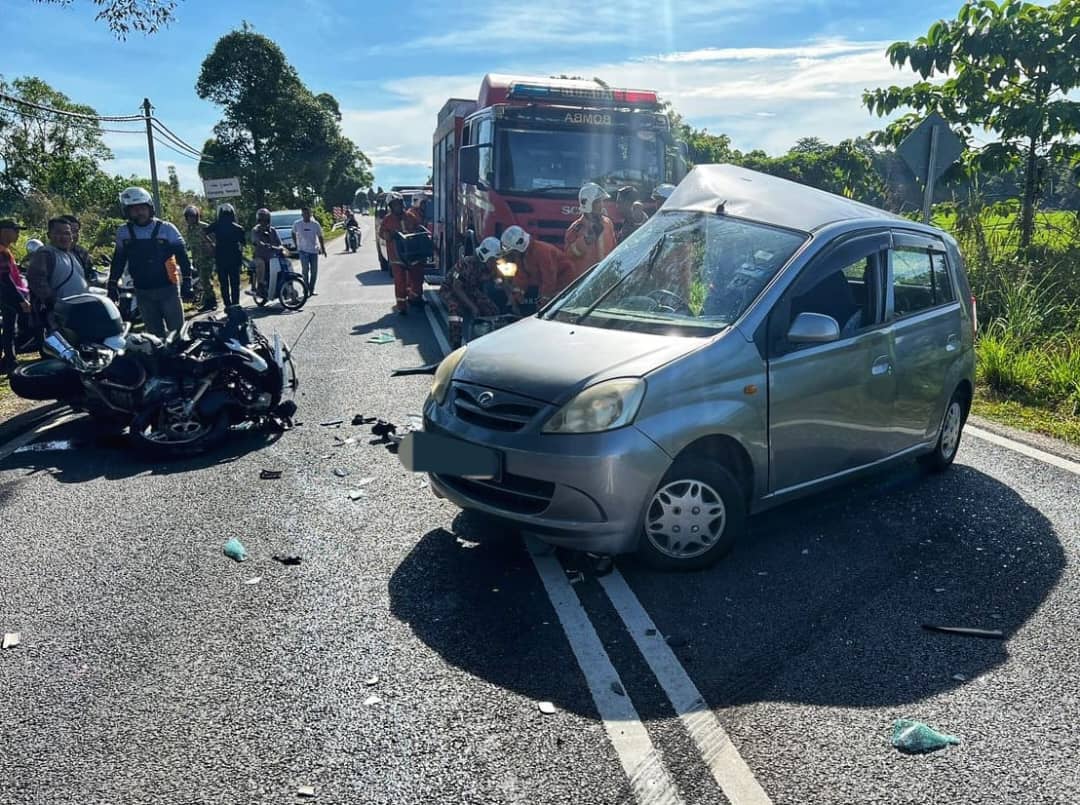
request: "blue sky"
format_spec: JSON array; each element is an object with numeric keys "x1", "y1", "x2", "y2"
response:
[{"x1": 3, "y1": 0, "x2": 964, "y2": 193}]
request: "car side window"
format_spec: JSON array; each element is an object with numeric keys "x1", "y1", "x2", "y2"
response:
[{"x1": 891, "y1": 248, "x2": 954, "y2": 318}]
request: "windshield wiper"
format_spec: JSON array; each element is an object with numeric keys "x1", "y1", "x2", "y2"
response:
[{"x1": 575, "y1": 234, "x2": 666, "y2": 324}]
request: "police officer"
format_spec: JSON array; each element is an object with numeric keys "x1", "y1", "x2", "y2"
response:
[{"x1": 108, "y1": 187, "x2": 194, "y2": 338}]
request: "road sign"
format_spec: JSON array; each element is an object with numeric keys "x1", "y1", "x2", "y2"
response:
[
  {"x1": 897, "y1": 113, "x2": 964, "y2": 188},
  {"x1": 202, "y1": 177, "x2": 241, "y2": 200},
  {"x1": 897, "y1": 113, "x2": 964, "y2": 223}
]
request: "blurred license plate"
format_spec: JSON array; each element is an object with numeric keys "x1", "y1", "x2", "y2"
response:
[{"x1": 398, "y1": 431, "x2": 502, "y2": 480}]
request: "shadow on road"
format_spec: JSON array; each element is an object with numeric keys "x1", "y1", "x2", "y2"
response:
[
  {"x1": 389, "y1": 463, "x2": 1064, "y2": 717},
  {"x1": 355, "y1": 269, "x2": 393, "y2": 287},
  {"x1": 351, "y1": 307, "x2": 445, "y2": 368},
  {"x1": 0, "y1": 414, "x2": 286, "y2": 484}
]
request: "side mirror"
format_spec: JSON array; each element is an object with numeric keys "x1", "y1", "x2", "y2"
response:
[
  {"x1": 786, "y1": 312, "x2": 840, "y2": 344},
  {"x1": 459, "y1": 146, "x2": 480, "y2": 186}
]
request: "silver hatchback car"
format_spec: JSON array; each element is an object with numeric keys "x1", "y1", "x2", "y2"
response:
[{"x1": 408, "y1": 164, "x2": 976, "y2": 570}]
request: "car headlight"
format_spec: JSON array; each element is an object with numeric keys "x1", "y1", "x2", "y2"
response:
[
  {"x1": 431, "y1": 346, "x2": 467, "y2": 405},
  {"x1": 542, "y1": 378, "x2": 646, "y2": 434}
]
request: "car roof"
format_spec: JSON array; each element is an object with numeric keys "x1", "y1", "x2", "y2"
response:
[
  {"x1": 664, "y1": 164, "x2": 918, "y2": 234},
  {"x1": 270, "y1": 209, "x2": 302, "y2": 216}
]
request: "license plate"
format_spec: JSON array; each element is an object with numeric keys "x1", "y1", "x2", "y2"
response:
[{"x1": 398, "y1": 431, "x2": 502, "y2": 481}]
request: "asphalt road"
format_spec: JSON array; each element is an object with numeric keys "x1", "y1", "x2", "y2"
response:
[{"x1": 1, "y1": 221, "x2": 1077, "y2": 804}]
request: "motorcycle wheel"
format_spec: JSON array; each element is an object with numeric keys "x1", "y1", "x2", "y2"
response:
[
  {"x1": 278, "y1": 277, "x2": 309, "y2": 311},
  {"x1": 129, "y1": 397, "x2": 229, "y2": 459},
  {"x1": 9, "y1": 359, "x2": 83, "y2": 401}
]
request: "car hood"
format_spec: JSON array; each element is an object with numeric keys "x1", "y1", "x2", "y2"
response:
[{"x1": 453, "y1": 316, "x2": 711, "y2": 404}]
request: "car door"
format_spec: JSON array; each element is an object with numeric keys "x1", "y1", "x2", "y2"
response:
[
  {"x1": 888, "y1": 231, "x2": 965, "y2": 447},
  {"x1": 766, "y1": 230, "x2": 897, "y2": 493}
]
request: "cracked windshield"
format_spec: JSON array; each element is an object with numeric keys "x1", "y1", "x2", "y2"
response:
[{"x1": 2, "y1": 0, "x2": 1079, "y2": 803}]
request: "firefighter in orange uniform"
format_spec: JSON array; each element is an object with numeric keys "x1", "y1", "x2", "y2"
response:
[
  {"x1": 402, "y1": 195, "x2": 431, "y2": 307},
  {"x1": 439, "y1": 236, "x2": 502, "y2": 349},
  {"x1": 499, "y1": 226, "x2": 574, "y2": 311},
  {"x1": 379, "y1": 193, "x2": 410, "y2": 314},
  {"x1": 564, "y1": 182, "x2": 616, "y2": 283}
]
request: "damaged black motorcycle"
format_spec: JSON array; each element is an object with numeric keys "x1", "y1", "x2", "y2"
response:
[{"x1": 10, "y1": 294, "x2": 298, "y2": 458}]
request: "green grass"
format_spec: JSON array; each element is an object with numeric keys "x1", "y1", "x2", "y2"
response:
[{"x1": 972, "y1": 388, "x2": 1080, "y2": 445}]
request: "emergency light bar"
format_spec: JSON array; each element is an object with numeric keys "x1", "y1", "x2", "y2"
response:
[{"x1": 507, "y1": 82, "x2": 660, "y2": 109}]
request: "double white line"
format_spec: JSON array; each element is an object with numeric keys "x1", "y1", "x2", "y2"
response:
[{"x1": 532, "y1": 554, "x2": 772, "y2": 805}]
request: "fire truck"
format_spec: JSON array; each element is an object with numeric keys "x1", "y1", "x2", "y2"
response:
[{"x1": 431, "y1": 74, "x2": 686, "y2": 271}]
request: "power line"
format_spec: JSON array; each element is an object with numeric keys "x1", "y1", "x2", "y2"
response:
[
  {"x1": 0, "y1": 92, "x2": 144, "y2": 122},
  {"x1": 150, "y1": 121, "x2": 206, "y2": 161},
  {"x1": 151, "y1": 116, "x2": 206, "y2": 158},
  {"x1": 0, "y1": 103, "x2": 145, "y2": 136},
  {"x1": 153, "y1": 134, "x2": 212, "y2": 163}
]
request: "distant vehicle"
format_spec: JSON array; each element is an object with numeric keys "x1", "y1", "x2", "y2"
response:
[
  {"x1": 270, "y1": 210, "x2": 303, "y2": 256},
  {"x1": 430, "y1": 74, "x2": 687, "y2": 271},
  {"x1": 410, "y1": 165, "x2": 978, "y2": 571}
]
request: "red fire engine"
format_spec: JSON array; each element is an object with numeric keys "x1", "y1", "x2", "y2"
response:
[{"x1": 431, "y1": 74, "x2": 686, "y2": 271}]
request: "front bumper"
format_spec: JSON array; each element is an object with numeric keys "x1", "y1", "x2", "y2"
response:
[{"x1": 420, "y1": 399, "x2": 673, "y2": 555}]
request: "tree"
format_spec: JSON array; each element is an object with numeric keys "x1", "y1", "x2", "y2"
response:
[
  {"x1": 196, "y1": 26, "x2": 372, "y2": 212},
  {"x1": 0, "y1": 75, "x2": 115, "y2": 216},
  {"x1": 36, "y1": 0, "x2": 183, "y2": 38},
  {"x1": 864, "y1": 0, "x2": 1080, "y2": 249}
]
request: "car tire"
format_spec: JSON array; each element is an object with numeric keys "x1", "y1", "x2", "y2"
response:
[
  {"x1": 637, "y1": 456, "x2": 746, "y2": 571},
  {"x1": 918, "y1": 388, "x2": 969, "y2": 473}
]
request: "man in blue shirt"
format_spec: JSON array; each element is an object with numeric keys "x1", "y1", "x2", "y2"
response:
[{"x1": 108, "y1": 187, "x2": 193, "y2": 338}]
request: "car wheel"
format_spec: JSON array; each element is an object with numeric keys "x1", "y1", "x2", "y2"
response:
[
  {"x1": 637, "y1": 456, "x2": 746, "y2": 571},
  {"x1": 919, "y1": 389, "x2": 968, "y2": 473}
]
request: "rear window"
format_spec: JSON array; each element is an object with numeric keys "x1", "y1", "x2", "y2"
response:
[{"x1": 270, "y1": 212, "x2": 301, "y2": 228}]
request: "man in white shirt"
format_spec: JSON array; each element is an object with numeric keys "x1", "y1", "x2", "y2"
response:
[{"x1": 291, "y1": 207, "x2": 327, "y2": 295}]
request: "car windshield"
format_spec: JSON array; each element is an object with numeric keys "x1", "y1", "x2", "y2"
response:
[
  {"x1": 270, "y1": 212, "x2": 301, "y2": 228},
  {"x1": 543, "y1": 211, "x2": 807, "y2": 334},
  {"x1": 497, "y1": 127, "x2": 664, "y2": 196}
]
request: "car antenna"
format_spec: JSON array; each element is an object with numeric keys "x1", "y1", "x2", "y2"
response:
[{"x1": 716, "y1": 200, "x2": 728, "y2": 215}]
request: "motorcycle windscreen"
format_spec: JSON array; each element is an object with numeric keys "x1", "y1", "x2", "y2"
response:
[{"x1": 54, "y1": 294, "x2": 125, "y2": 346}]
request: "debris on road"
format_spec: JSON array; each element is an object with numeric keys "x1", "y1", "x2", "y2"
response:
[
  {"x1": 538, "y1": 701, "x2": 557, "y2": 715},
  {"x1": 352, "y1": 414, "x2": 377, "y2": 426},
  {"x1": 363, "y1": 695, "x2": 382, "y2": 706},
  {"x1": 567, "y1": 571, "x2": 585, "y2": 585},
  {"x1": 456, "y1": 537, "x2": 480, "y2": 549},
  {"x1": 801, "y1": 549, "x2": 810, "y2": 555},
  {"x1": 333, "y1": 468, "x2": 349, "y2": 478},
  {"x1": 391, "y1": 362, "x2": 440, "y2": 377},
  {"x1": 367, "y1": 332, "x2": 396, "y2": 345},
  {"x1": 359, "y1": 477, "x2": 375, "y2": 486},
  {"x1": 319, "y1": 419, "x2": 344, "y2": 427},
  {"x1": 296, "y1": 785, "x2": 316, "y2": 798},
  {"x1": 891, "y1": 719, "x2": 961, "y2": 754},
  {"x1": 645, "y1": 629, "x2": 657, "y2": 637},
  {"x1": 2, "y1": 632, "x2": 20, "y2": 650},
  {"x1": 371, "y1": 420, "x2": 397, "y2": 440},
  {"x1": 922, "y1": 624, "x2": 1005, "y2": 639},
  {"x1": 611, "y1": 681, "x2": 625, "y2": 696},
  {"x1": 259, "y1": 469, "x2": 283, "y2": 480},
  {"x1": 364, "y1": 676, "x2": 380, "y2": 686},
  {"x1": 951, "y1": 673, "x2": 968, "y2": 682},
  {"x1": 244, "y1": 577, "x2": 262, "y2": 585},
  {"x1": 333, "y1": 436, "x2": 358, "y2": 447},
  {"x1": 348, "y1": 490, "x2": 365, "y2": 501},
  {"x1": 223, "y1": 538, "x2": 248, "y2": 562},
  {"x1": 666, "y1": 635, "x2": 689, "y2": 648},
  {"x1": 272, "y1": 555, "x2": 303, "y2": 566}
]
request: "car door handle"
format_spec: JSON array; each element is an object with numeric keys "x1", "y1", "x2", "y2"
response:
[
  {"x1": 946, "y1": 333, "x2": 960, "y2": 352},
  {"x1": 871, "y1": 356, "x2": 893, "y2": 376}
]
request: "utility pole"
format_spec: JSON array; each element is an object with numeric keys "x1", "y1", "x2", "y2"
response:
[
  {"x1": 921, "y1": 125, "x2": 940, "y2": 225},
  {"x1": 142, "y1": 98, "x2": 162, "y2": 214}
]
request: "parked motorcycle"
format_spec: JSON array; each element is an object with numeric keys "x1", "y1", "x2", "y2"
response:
[
  {"x1": 248, "y1": 255, "x2": 309, "y2": 311},
  {"x1": 9, "y1": 294, "x2": 298, "y2": 458}
]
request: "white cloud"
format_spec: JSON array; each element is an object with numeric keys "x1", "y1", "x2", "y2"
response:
[{"x1": 648, "y1": 39, "x2": 890, "y2": 64}]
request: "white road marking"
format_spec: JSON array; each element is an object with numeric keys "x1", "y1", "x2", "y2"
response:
[
  {"x1": 0, "y1": 412, "x2": 79, "y2": 463},
  {"x1": 531, "y1": 554, "x2": 686, "y2": 805},
  {"x1": 424, "y1": 294, "x2": 452, "y2": 357},
  {"x1": 966, "y1": 425, "x2": 1080, "y2": 477},
  {"x1": 599, "y1": 569, "x2": 773, "y2": 805},
  {"x1": 13, "y1": 439, "x2": 78, "y2": 454}
]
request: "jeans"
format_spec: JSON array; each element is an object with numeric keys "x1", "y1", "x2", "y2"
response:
[
  {"x1": 136, "y1": 285, "x2": 184, "y2": 338},
  {"x1": 299, "y1": 252, "x2": 319, "y2": 292},
  {"x1": 217, "y1": 260, "x2": 242, "y2": 307}
]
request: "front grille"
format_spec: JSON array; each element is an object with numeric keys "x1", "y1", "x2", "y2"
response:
[
  {"x1": 435, "y1": 472, "x2": 555, "y2": 515},
  {"x1": 452, "y1": 384, "x2": 544, "y2": 432}
]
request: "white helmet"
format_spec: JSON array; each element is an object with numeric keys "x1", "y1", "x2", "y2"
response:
[
  {"x1": 651, "y1": 183, "x2": 676, "y2": 203},
  {"x1": 578, "y1": 182, "x2": 610, "y2": 215},
  {"x1": 500, "y1": 225, "x2": 530, "y2": 254},
  {"x1": 25, "y1": 238, "x2": 44, "y2": 253},
  {"x1": 475, "y1": 236, "x2": 502, "y2": 262},
  {"x1": 119, "y1": 186, "x2": 154, "y2": 216},
  {"x1": 386, "y1": 192, "x2": 404, "y2": 206}
]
